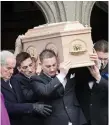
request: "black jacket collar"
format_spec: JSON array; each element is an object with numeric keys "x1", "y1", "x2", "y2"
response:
[{"x1": 40, "y1": 71, "x2": 52, "y2": 82}]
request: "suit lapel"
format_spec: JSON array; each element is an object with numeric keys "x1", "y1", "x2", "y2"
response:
[
  {"x1": 10, "y1": 77, "x2": 24, "y2": 102},
  {"x1": 66, "y1": 77, "x2": 80, "y2": 106},
  {"x1": 1, "y1": 78, "x2": 16, "y2": 96}
]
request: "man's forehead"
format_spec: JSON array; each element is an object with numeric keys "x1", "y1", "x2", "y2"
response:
[
  {"x1": 97, "y1": 51, "x2": 108, "y2": 56},
  {"x1": 21, "y1": 58, "x2": 32, "y2": 67},
  {"x1": 6, "y1": 57, "x2": 16, "y2": 64},
  {"x1": 96, "y1": 52, "x2": 108, "y2": 60},
  {"x1": 43, "y1": 59, "x2": 57, "y2": 65}
]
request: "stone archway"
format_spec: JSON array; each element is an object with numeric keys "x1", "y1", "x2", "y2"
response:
[
  {"x1": 79, "y1": 1, "x2": 108, "y2": 42},
  {"x1": 1, "y1": 1, "x2": 47, "y2": 51},
  {"x1": 35, "y1": 1, "x2": 67, "y2": 23},
  {"x1": 35, "y1": 1, "x2": 56, "y2": 23},
  {"x1": 90, "y1": 2, "x2": 108, "y2": 42},
  {"x1": 81, "y1": 1, "x2": 95, "y2": 26},
  {"x1": 75, "y1": 1, "x2": 95, "y2": 26},
  {"x1": 14, "y1": 1, "x2": 67, "y2": 55}
]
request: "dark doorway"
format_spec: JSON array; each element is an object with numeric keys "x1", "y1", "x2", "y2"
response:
[
  {"x1": 1, "y1": 1, "x2": 46, "y2": 51},
  {"x1": 90, "y1": 1, "x2": 108, "y2": 43}
]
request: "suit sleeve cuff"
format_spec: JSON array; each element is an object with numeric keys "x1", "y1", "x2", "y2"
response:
[{"x1": 96, "y1": 76, "x2": 101, "y2": 84}]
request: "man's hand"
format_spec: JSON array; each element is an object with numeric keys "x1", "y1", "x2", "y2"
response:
[
  {"x1": 89, "y1": 48, "x2": 101, "y2": 69},
  {"x1": 32, "y1": 103, "x2": 52, "y2": 117},
  {"x1": 56, "y1": 61, "x2": 71, "y2": 88},
  {"x1": 59, "y1": 60, "x2": 72, "y2": 76},
  {"x1": 88, "y1": 65, "x2": 101, "y2": 81},
  {"x1": 88, "y1": 49, "x2": 102, "y2": 82},
  {"x1": 16, "y1": 35, "x2": 24, "y2": 43},
  {"x1": 59, "y1": 68, "x2": 68, "y2": 77},
  {"x1": 56, "y1": 68, "x2": 67, "y2": 88}
]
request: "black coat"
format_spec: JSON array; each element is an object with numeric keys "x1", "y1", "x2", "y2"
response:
[
  {"x1": 31, "y1": 72, "x2": 87, "y2": 125},
  {"x1": 74, "y1": 67, "x2": 108, "y2": 125},
  {"x1": 13, "y1": 73, "x2": 37, "y2": 102},
  {"x1": 1, "y1": 77, "x2": 43, "y2": 125}
]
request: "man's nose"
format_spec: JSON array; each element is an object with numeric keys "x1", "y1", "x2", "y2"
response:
[
  {"x1": 101, "y1": 60, "x2": 104, "y2": 64},
  {"x1": 50, "y1": 67, "x2": 55, "y2": 72},
  {"x1": 28, "y1": 66, "x2": 32, "y2": 72}
]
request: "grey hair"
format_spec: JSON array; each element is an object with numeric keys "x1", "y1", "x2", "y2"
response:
[{"x1": 0, "y1": 50, "x2": 15, "y2": 66}]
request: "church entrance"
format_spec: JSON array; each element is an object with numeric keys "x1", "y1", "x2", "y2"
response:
[
  {"x1": 90, "y1": 1, "x2": 108, "y2": 43},
  {"x1": 1, "y1": 1, "x2": 46, "y2": 51}
]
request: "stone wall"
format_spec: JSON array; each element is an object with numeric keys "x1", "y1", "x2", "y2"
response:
[{"x1": 35, "y1": 1, "x2": 96, "y2": 26}]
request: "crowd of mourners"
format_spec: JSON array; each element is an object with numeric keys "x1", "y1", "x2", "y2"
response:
[{"x1": 0, "y1": 39, "x2": 108, "y2": 125}]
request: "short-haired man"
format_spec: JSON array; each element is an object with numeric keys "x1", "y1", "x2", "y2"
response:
[
  {"x1": 94, "y1": 39, "x2": 108, "y2": 80},
  {"x1": 31, "y1": 49, "x2": 87, "y2": 125},
  {"x1": 1, "y1": 51, "x2": 52, "y2": 125}
]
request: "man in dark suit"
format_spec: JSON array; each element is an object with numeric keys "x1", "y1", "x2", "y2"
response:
[
  {"x1": 31, "y1": 49, "x2": 87, "y2": 125},
  {"x1": 0, "y1": 51, "x2": 52, "y2": 125},
  {"x1": 70, "y1": 50, "x2": 108, "y2": 125},
  {"x1": 13, "y1": 52, "x2": 37, "y2": 102},
  {"x1": 94, "y1": 40, "x2": 108, "y2": 80}
]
